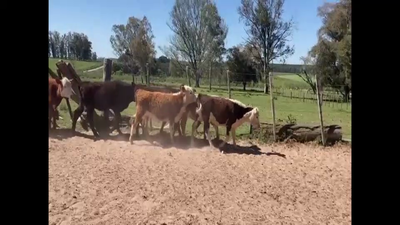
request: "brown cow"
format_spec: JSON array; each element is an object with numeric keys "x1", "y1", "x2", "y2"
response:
[
  {"x1": 48, "y1": 77, "x2": 74, "y2": 129},
  {"x1": 129, "y1": 84, "x2": 197, "y2": 145},
  {"x1": 193, "y1": 93, "x2": 260, "y2": 153},
  {"x1": 131, "y1": 83, "x2": 185, "y2": 135}
]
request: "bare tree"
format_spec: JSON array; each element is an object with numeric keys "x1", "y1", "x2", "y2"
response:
[
  {"x1": 161, "y1": 0, "x2": 228, "y2": 87},
  {"x1": 296, "y1": 54, "x2": 317, "y2": 94},
  {"x1": 238, "y1": 0, "x2": 295, "y2": 93}
]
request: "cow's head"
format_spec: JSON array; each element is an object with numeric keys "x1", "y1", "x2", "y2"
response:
[
  {"x1": 60, "y1": 77, "x2": 74, "y2": 99},
  {"x1": 244, "y1": 107, "x2": 260, "y2": 129},
  {"x1": 179, "y1": 84, "x2": 197, "y2": 105}
]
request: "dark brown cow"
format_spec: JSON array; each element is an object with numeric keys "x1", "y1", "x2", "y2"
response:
[
  {"x1": 48, "y1": 77, "x2": 74, "y2": 129},
  {"x1": 193, "y1": 93, "x2": 260, "y2": 153},
  {"x1": 71, "y1": 80, "x2": 136, "y2": 138},
  {"x1": 129, "y1": 85, "x2": 196, "y2": 145}
]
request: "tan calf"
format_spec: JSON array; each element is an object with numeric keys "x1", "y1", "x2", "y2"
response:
[{"x1": 129, "y1": 84, "x2": 196, "y2": 145}]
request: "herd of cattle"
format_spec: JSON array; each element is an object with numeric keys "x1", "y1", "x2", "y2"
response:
[{"x1": 49, "y1": 76, "x2": 260, "y2": 152}]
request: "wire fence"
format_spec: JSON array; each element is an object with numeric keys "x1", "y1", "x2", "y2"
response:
[{"x1": 97, "y1": 65, "x2": 351, "y2": 143}]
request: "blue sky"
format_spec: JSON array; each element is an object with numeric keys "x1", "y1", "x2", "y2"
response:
[{"x1": 49, "y1": 0, "x2": 334, "y2": 64}]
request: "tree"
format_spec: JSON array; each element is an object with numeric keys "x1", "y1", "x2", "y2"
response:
[
  {"x1": 91, "y1": 52, "x2": 97, "y2": 61},
  {"x1": 48, "y1": 30, "x2": 94, "y2": 60},
  {"x1": 311, "y1": 0, "x2": 351, "y2": 101},
  {"x1": 226, "y1": 45, "x2": 257, "y2": 91},
  {"x1": 238, "y1": 0, "x2": 295, "y2": 94},
  {"x1": 110, "y1": 16, "x2": 156, "y2": 83},
  {"x1": 161, "y1": 0, "x2": 228, "y2": 87},
  {"x1": 296, "y1": 54, "x2": 317, "y2": 94}
]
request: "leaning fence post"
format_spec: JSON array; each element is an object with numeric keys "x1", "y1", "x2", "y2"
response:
[
  {"x1": 315, "y1": 74, "x2": 326, "y2": 146},
  {"x1": 269, "y1": 71, "x2": 276, "y2": 142}
]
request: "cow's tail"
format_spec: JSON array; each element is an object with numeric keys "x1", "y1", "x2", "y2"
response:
[{"x1": 195, "y1": 101, "x2": 202, "y2": 114}]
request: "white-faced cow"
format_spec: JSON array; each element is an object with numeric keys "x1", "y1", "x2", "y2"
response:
[
  {"x1": 48, "y1": 77, "x2": 74, "y2": 129},
  {"x1": 193, "y1": 93, "x2": 260, "y2": 152},
  {"x1": 71, "y1": 80, "x2": 136, "y2": 138},
  {"x1": 129, "y1": 84, "x2": 196, "y2": 145}
]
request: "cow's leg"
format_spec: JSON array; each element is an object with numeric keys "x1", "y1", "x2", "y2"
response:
[
  {"x1": 149, "y1": 119, "x2": 153, "y2": 131},
  {"x1": 49, "y1": 107, "x2": 53, "y2": 130},
  {"x1": 103, "y1": 110, "x2": 110, "y2": 132},
  {"x1": 174, "y1": 122, "x2": 182, "y2": 136},
  {"x1": 160, "y1": 121, "x2": 166, "y2": 133},
  {"x1": 180, "y1": 112, "x2": 188, "y2": 136},
  {"x1": 190, "y1": 120, "x2": 201, "y2": 146},
  {"x1": 72, "y1": 103, "x2": 85, "y2": 133},
  {"x1": 230, "y1": 119, "x2": 245, "y2": 147},
  {"x1": 169, "y1": 118, "x2": 175, "y2": 145},
  {"x1": 134, "y1": 114, "x2": 140, "y2": 136},
  {"x1": 112, "y1": 111, "x2": 123, "y2": 135},
  {"x1": 212, "y1": 122, "x2": 220, "y2": 139},
  {"x1": 129, "y1": 109, "x2": 145, "y2": 143},
  {"x1": 218, "y1": 123, "x2": 232, "y2": 151},
  {"x1": 203, "y1": 116, "x2": 216, "y2": 149},
  {"x1": 86, "y1": 107, "x2": 100, "y2": 138},
  {"x1": 51, "y1": 105, "x2": 58, "y2": 129}
]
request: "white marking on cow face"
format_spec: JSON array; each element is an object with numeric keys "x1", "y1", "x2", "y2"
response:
[
  {"x1": 180, "y1": 85, "x2": 197, "y2": 105},
  {"x1": 60, "y1": 77, "x2": 74, "y2": 99},
  {"x1": 244, "y1": 107, "x2": 260, "y2": 128}
]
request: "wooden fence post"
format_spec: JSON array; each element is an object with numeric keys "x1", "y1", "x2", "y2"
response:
[
  {"x1": 186, "y1": 66, "x2": 190, "y2": 86},
  {"x1": 103, "y1": 58, "x2": 112, "y2": 81},
  {"x1": 102, "y1": 58, "x2": 113, "y2": 130},
  {"x1": 269, "y1": 72, "x2": 276, "y2": 142},
  {"x1": 315, "y1": 74, "x2": 326, "y2": 146},
  {"x1": 227, "y1": 70, "x2": 231, "y2": 98}
]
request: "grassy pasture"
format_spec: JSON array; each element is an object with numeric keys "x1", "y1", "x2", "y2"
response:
[
  {"x1": 52, "y1": 65, "x2": 351, "y2": 140},
  {"x1": 48, "y1": 58, "x2": 102, "y2": 73}
]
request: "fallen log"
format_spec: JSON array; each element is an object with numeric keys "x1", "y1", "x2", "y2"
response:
[{"x1": 251, "y1": 123, "x2": 343, "y2": 145}]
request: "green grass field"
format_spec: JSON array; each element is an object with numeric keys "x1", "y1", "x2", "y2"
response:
[
  {"x1": 49, "y1": 58, "x2": 102, "y2": 73},
  {"x1": 49, "y1": 59, "x2": 351, "y2": 141}
]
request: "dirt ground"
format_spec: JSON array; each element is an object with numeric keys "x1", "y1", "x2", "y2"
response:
[{"x1": 49, "y1": 129, "x2": 351, "y2": 225}]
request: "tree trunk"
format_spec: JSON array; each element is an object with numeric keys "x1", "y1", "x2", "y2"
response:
[
  {"x1": 194, "y1": 70, "x2": 200, "y2": 87},
  {"x1": 209, "y1": 64, "x2": 212, "y2": 91},
  {"x1": 243, "y1": 82, "x2": 246, "y2": 91}
]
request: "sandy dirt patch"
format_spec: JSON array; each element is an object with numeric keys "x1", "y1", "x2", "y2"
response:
[{"x1": 49, "y1": 129, "x2": 351, "y2": 225}]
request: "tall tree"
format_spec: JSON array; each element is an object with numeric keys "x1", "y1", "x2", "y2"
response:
[
  {"x1": 238, "y1": 0, "x2": 295, "y2": 93},
  {"x1": 161, "y1": 0, "x2": 228, "y2": 87},
  {"x1": 226, "y1": 45, "x2": 257, "y2": 91},
  {"x1": 91, "y1": 52, "x2": 97, "y2": 61},
  {"x1": 311, "y1": 0, "x2": 351, "y2": 101},
  {"x1": 110, "y1": 16, "x2": 156, "y2": 83},
  {"x1": 52, "y1": 31, "x2": 61, "y2": 58}
]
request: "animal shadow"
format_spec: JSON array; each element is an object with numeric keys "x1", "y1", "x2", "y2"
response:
[
  {"x1": 49, "y1": 128, "x2": 93, "y2": 140},
  {"x1": 129, "y1": 132, "x2": 211, "y2": 149},
  {"x1": 49, "y1": 128, "x2": 131, "y2": 142},
  {"x1": 218, "y1": 141, "x2": 286, "y2": 158}
]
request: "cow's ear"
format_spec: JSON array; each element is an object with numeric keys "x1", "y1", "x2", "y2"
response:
[{"x1": 180, "y1": 84, "x2": 185, "y2": 92}]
